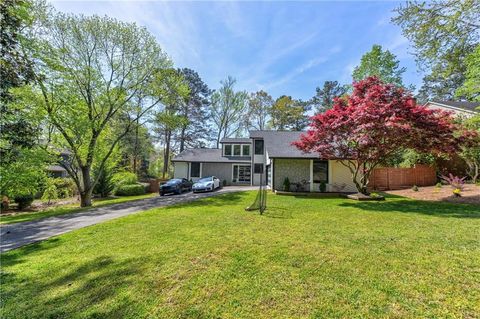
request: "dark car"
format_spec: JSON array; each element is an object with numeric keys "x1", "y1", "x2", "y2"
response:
[{"x1": 159, "y1": 178, "x2": 193, "y2": 196}]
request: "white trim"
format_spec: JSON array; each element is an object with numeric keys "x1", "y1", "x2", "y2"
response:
[
  {"x1": 328, "y1": 160, "x2": 333, "y2": 192},
  {"x1": 223, "y1": 143, "x2": 251, "y2": 157}
]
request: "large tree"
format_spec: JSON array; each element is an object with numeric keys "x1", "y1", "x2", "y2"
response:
[
  {"x1": 393, "y1": 0, "x2": 480, "y2": 101},
  {"x1": 30, "y1": 12, "x2": 172, "y2": 207},
  {"x1": 352, "y1": 44, "x2": 406, "y2": 87},
  {"x1": 456, "y1": 44, "x2": 480, "y2": 102},
  {"x1": 310, "y1": 81, "x2": 348, "y2": 114},
  {"x1": 246, "y1": 90, "x2": 273, "y2": 130},
  {"x1": 176, "y1": 68, "x2": 212, "y2": 152},
  {"x1": 294, "y1": 77, "x2": 460, "y2": 195},
  {"x1": 210, "y1": 76, "x2": 248, "y2": 147},
  {"x1": 270, "y1": 95, "x2": 310, "y2": 131}
]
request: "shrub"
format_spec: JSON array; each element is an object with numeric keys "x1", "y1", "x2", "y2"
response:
[
  {"x1": 93, "y1": 167, "x2": 115, "y2": 198},
  {"x1": 112, "y1": 172, "x2": 137, "y2": 188},
  {"x1": 412, "y1": 185, "x2": 419, "y2": 191},
  {"x1": 319, "y1": 182, "x2": 327, "y2": 192},
  {"x1": 435, "y1": 182, "x2": 442, "y2": 188},
  {"x1": 283, "y1": 177, "x2": 290, "y2": 192},
  {"x1": 42, "y1": 178, "x2": 59, "y2": 204},
  {"x1": 222, "y1": 179, "x2": 227, "y2": 187},
  {"x1": 114, "y1": 183, "x2": 145, "y2": 196},
  {"x1": 440, "y1": 173, "x2": 466, "y2": 191},
  {"x1": 453, "y1": 188, "x2": 462, "y2": 197},
  {"x1": 14, "y1": 194, "x2": 34, "y2": 210}
]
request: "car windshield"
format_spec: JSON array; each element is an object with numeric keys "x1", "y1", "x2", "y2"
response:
[
  {"x1": 198, "y1": 177, "x2": 212, "y2": 183},
  {"x1": 166, "y1": 179, "x2": 181, "y2": 184}
]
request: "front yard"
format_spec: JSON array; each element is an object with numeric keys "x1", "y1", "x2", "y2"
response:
[{"x1": 1, "y1": 192, "x2": 479, "y2": 318}]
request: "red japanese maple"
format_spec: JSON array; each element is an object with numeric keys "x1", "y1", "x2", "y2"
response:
[{"x1": 293, "y1": 76, "x2": 459, "y2": 194}]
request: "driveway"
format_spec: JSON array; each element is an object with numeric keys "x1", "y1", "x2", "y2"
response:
[{"x1": 0, "y1": 186, "x2": 256, "y2": 252}]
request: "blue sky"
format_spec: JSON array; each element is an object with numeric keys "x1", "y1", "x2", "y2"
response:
[{"x1": 51, "y1": 1, "x2": 422, "y2": 100}]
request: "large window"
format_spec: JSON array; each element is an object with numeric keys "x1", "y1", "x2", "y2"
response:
[
  {"x1": 313, "y1": 160, "x2": 328, "y2": 183},
  {"x1": 254, "y1": 163, "x2": 263, "y2": 174},
  {"x1": 224, "y1": 144, "x2": 232, "y2": 156},
  {"x1": 233, "y1": 165, "x2": 251, "y2": 183},
  {"x1": 254, "y1": 140, "x2": 264, "y2": 155},
  {"x1": 190, "y1": 162, "x2": 200, "y2": 178}
]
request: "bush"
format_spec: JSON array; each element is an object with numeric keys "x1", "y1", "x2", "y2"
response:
[
  {"x1": 14, "y1": 194, "x2": 34, "y2": 210},
  {"x1": 319, "y1": 182, "x2": 327, "y2": 192},
  {"x1": 440, "y1": 173, "x2": 466, "y2": 191},
  {"x1": 112, "y1": 172, "x2": 137, "y2": 187},
  {"x1": 93, "y1": 167, "x2": 115, "y2": 197},
  {"x1": 42, "y1": 178, "x2": 59, "y2": 204},
  {"x1": 435, "y1": 182, "x2": 442, "y2": 188},
  {"x1": 412, "y1": 185, "x2": 419, "y2": 191},
  {"x1": 114, "y1": 183, "x2": 145, "y2": 196},
  {"x1": 283, "y1": 177, "x2": 290, "y2": 192},
  {"x1": 453, "y1": 188, "x2": 462, "y2": 197}
]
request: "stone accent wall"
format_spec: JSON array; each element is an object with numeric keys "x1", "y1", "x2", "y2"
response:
[{"x1": 273, "y1": 159, "x2": 310, "y2": 191}]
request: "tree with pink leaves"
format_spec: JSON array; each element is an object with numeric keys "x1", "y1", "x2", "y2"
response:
[{"x1": 293, "y1": 76, "x2": 462, "y2": 195}]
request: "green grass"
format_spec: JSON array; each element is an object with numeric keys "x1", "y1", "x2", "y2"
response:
[
  {"x1": 0, "y1": 193, "x2": 157, "y2": 225},
  {"x1": 1, "y1": 192, "x2": 479, "y2": 318}
]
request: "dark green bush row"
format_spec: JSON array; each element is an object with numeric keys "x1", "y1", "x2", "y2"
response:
[
  {"x1": 114, "y1": 183, "x2": 146, "y2": 196},
  {"x1": 14, "y1": 195, "x2": 34, "y2": 210}
]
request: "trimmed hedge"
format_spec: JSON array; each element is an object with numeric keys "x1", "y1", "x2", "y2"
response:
[
  {"x1": 14, "y1": 194, "x2": 34, "y2": 210},
  {"x1": 114, "y1": 183, "x2": 146, "y2": 196}
]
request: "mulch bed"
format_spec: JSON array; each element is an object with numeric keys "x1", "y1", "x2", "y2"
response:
[{"x1": 385, "y1": 184, "x2": 479, "y2": 205}]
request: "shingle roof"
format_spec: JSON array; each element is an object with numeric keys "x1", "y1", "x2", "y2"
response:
[
  {"x1": 219, "y1": 137, "x2": 251, "y2": 143},
  {"x1": 429, "y1": 100, "x2": 480, "y2": 113},
  {"x1": 172, "y1": 148, "x2": 250, "y2": 163},
  {"x1": 249, "y1": 130, "x2": 319, "y2": 159}
]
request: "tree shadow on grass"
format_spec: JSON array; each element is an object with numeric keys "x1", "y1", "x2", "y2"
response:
[
  {"x1": 2, "y1": 255, "x2": 151, "y2": 318},
  {"x1": 163, "y1": 192, "x2": 247, "y2": 210},
  {"x1": 261, "y1": 206, "x2": 293, "y2": 219},
  {"x1": 339, "y1": 198, "x2": 480, "y2": 219}
]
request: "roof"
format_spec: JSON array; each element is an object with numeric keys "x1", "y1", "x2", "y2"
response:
[
  {"x1": 172, "y1": 148, "x2": 250, "y2": 163},
  {"x1": 249, "y1": 130, "x2": 319, "y2": 159},
  {"x1": 427, "y1": 100, "x2": 480, "y2": 113},
  {"x1": 47, "y1": 165, "x2": 67, "y2": 172},
  {"x1": 219, "y1": 137, "x2": 251, "y2": 144}
]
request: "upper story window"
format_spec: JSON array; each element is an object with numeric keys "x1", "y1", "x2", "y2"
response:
[
  {"x1": 254, "y1": 140, "x2": 264, "y2": 155},
  {"x1": 224, "y1": 143, "x2": 251, "y2": 157}
]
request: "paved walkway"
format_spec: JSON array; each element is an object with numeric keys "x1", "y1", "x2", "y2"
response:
[{"x1": 0, "y1": 186, "x2": 256, "y2": 252}]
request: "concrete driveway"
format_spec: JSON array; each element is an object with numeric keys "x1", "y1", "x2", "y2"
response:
[{"x1": 0, "y1": 186, "x2": 256, "y2": 252}]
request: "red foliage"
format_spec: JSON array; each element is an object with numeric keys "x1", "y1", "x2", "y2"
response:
[{"x1": 293, "y1": 76, "x2": 461, "y2": 193}]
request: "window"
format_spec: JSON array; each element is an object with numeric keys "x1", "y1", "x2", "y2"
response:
[
  {"x1": 254, "y1": 140, "x2": 264, "y2": 155},
  {"x1": 254, "y1": 163, "x2": 263, "y2": 174},
  {"x1": 190, "y1": 162, "x2": 200, "y2": 178},
  {"x1": 313, "y1": 160, "x2": 328, "y2": 183},
  {"x1": 233, "y1": 165, "x2": 251, "y2": 183},
  {"x1": 242, "y1": 144, "x2": 250, "y2": 156},
  {"x1": 224, "y1": 144, "x2": 232, "y2": 156},
  {"x1": 234, "y1": 144, "x2": 241, "y2": 156}
]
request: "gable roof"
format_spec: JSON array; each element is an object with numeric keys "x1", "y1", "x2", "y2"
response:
[
  {"x1": 172, "y1": 148, "x2": 250, "y2": 163},
  {"x1": 249, "y1": 130, "x2": 319, "y2": 159},
  {"x1": 427, "y1": 100, "x2": 480, "y2": 113}
]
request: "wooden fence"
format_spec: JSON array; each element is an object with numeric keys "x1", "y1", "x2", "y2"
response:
[{"x1": 370, "y1": 165, "x2": 436, "y2": 190}]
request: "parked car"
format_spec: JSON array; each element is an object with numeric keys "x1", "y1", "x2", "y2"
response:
[
  {"x1": 159, "y1": 178, "x2": 193, "y2": 196},
  {"x1": 192, "y1": 176, "x2": 221, "y2": 193}
]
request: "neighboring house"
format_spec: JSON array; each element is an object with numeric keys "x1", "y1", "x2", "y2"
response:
[
  {"x1": 424, "y1": 100, "x2": 479, "y2": 118},
  {"x1": 172, "y1": 131, "x2": 357, "y2": 192},
  {"x1": 46, "y1": 150, "x2": 72, "y2": 178}
]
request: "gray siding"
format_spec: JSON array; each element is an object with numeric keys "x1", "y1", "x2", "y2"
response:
[
  {"x1": 273, "y1": 159, "x2": 310, "y2": 191},
  {"x1": 201, "y1": 163, "x2": 232, "y2": 185}
]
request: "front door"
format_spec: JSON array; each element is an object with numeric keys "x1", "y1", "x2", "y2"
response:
[{"x1": 233, "y1": 165, "x2": 251, "y2": 183}]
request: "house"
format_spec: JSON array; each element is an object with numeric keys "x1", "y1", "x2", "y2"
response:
[
  {"x1": 424, "y1": 100, "x2": 479, "y2": 118},
  {"x1": 172, "y1": 131, "x2": 357, "y2": 192}
]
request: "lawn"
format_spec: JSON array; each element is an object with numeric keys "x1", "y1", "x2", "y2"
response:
[
  {"x1": 1, "y1": 192, "x2": 479, "y2": 318},
  {"x1": 0, "y1": 193, "x2": 157, "y2": 225}
]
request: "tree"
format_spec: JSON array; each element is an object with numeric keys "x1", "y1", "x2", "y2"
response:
[
  {"x1": 293, "y1": 77, "x2": 460, "y2": 195},
  {"x1": 210, "y1": 76, "x2": 248, "y2": 147},
  {"x1": 310, "y1": 81, "x2": 348, "y2": 113},
  {"x1": 176, "y1": 68, "x2": 212, "y2": 152},
  {"x1": 352, "y1": 44, "x2": 406, "y2": 87},
  {"x1": 246, "y1": 90, "x2": 273, "y2": 130},
  {"x1": 459, "y1": 115, "x2": 480, "y2": 183},
  {"x1": 456, "y1": 44, "x2": 480, "y2": 101},
  {"x1": 30, "y1": 12, "x2": 172, "y2": 207},
  {"x1": 270, "y1": 95, "x2": 310, "y2": 131},
  {"x1": 393, "y1": 0, "x2": 480, "y2": 100}
]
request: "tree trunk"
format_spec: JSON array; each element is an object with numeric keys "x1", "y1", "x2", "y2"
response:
[
  {"x1": 162, "y1": 130, "x2": 171, "y2": 179},
  {"x1": 133, "y1": 117, "x2": 139, "y2": 175},
  {"x1": 179, "y1": 126, "x2": 186, "y2": 152},
  {"x1": 79, "y1": 166, "x2": 93, "y2": 207}
]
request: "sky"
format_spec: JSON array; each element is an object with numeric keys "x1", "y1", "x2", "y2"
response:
[{"x1": 50, "y1": 0, "x2": 422, "y2": 101}]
